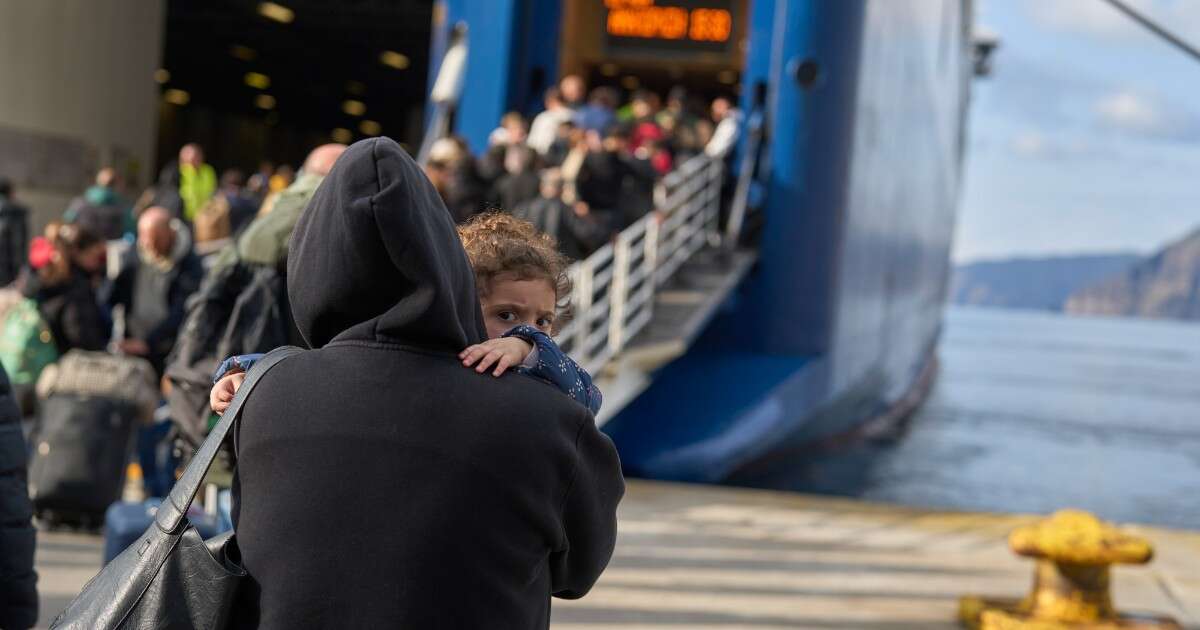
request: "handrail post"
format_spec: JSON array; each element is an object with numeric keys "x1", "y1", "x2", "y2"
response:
[
  {"x1": 645, "y1": 215, "x2": 660, "y2": 289},
  {"x1": 608, "y1": 234, "x2": 631, "y2": 354},
  {"x1": 573, "y1": 261, "x2": 594, "y2": 367}
]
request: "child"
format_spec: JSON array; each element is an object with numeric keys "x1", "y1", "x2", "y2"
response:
[{"x1": 210, "y1": 212, "x2": 602, "y2": 415}]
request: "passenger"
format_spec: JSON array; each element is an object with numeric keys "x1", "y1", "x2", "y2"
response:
[
  {"x1": 209, "y1": 144, "x2": 347, "y2": 274},
  {"x1": 528, "y1": 86, "x2": 575, "y2": 156},
  {"x1": 513, "y1": 168, "x2": 608, "y2": 260},
  {"x1": 21, "y1": 223, "x2": 109, "y2": 355},
  {"x1": 216, "y1": 168, "x2": 260, "y2": 236},
  {"x1": 559, "y1": 73, "x2": 587, "y2": 110},
  {"x1": 225, "y1": 137, "x2": 622, "y2": 628},
  {"x1": 0, "y1": 177, "x2": 30, "y2": 287},
  {"x1": 0, "y1": 362, "x2": 36, "y2": 630},
  {"x1": 213, "y1": 209, "x2": 603, "y2": 415},
  {"x1": 138, "y1": 161, "x2": 184, "y2": 220},
  {"x1": 492, "y1": 145, "x2": 542, "y2": 213},
  {"x1": 573, "y1": 86, "x2": 619, "y2": 135},
  {"x1": 479, "y1": 112, "x2": 529, "y2": 186},
  {"x1": 488, "y1": 110, "x2": 529, "y2": 148},
  {"x1": 64, "y1": 167, "x2": 131, "y2": 241},
  {"x1": 658, "y1": 85, "x2": 702, "y2": 160},
  {"x1": 108, "y1": 207, "x2": 203, "y2": 375},
  {"x1": 543, "y1": 119, "x2": 577, "y2": 167},
  {"x1": 267, "y1": 164, "x2": 295, "y2": 194},
  {"x1": 705, "y1": 95, "x2": 742, "y2": 157},
  {"x1": 577, "y1": 125, "x2": 656, "y2": 232},
  {"x1": 178, "y1": 143, "x2": 217, "y2": 222},
  {"x1": 427, "y1": 136, "x2": 487, "y2": 223}
]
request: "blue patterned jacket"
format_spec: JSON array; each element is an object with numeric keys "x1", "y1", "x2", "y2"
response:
[{"x1": 212, "y1": 326, "x2": 602, "y2": 415}]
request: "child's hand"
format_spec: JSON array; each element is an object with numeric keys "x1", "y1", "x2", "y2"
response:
[
  {"x1": 459, "y1": 337, "x2": 534, "y2": 377},
  {"x1": 210, "y1": 372, "x2": 248, "y2": 415}
]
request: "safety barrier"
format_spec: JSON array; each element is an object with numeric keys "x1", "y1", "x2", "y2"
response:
[{"x1": 557, "y1": 152, "x2": 725, "y2": 374}]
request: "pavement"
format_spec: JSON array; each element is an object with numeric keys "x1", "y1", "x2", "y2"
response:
[{"x1": 32, "y1": 480, "x2": 1200, "y2": 629}]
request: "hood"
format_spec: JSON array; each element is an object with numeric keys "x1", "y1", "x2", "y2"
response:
[{"x1": 287, "y1": 137, "x2": 485, "y2": 350}]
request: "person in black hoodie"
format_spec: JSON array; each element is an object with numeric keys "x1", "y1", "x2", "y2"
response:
[
  {"x1": 231, "y1": 137, "x2": 623, "y2": 629},
  {"x1": 0, "y1": 361, "x2": 36, "y2": 630}
]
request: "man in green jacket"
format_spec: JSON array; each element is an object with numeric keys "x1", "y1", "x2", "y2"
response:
[
  {"x1": 210, "y1": 143, "x2": 346, "y2": 272},
  {"x1": 178, "y1": 143, "x2": 217, "y2": 222}
]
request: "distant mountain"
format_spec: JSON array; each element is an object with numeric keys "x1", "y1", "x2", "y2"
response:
[
  {"x1": 950, "y1": 254, "x2": 1141, "y2": 311},
  {"x1": 1065, "y1": 228, "x2": 1200, "y2": 319}
]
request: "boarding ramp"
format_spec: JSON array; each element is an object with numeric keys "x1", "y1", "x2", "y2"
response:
[{"x1": 556, "y1": 151, "x2": 757, "y2": 424}]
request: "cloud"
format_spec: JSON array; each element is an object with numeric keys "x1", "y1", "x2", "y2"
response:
[
  {"x1": 1093, "y1": 89, "x2": 1200, "y2": 141},
  {"x1": 1008, "y1": 129, "x2": 1094, "y2": 159},
  {"x1": 1027, "y1": 0, "x2": 1200, "y2": 43}
]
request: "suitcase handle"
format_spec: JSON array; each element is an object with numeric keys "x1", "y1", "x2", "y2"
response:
[{"x1": 154, "y1": 346, "x2": 302, "y2": 534}]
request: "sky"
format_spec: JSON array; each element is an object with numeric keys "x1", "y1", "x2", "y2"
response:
[{"x1": 955, "y1": 0, "x2": 1200, "y2": 263}]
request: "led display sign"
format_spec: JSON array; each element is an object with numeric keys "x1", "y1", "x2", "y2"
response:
[{"x1": 604, "y1": 0, "x2": 734, "y2": 55}]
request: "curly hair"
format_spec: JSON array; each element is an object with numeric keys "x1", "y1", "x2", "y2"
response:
[{"x1": 457, "y1": 212, "x2": 573, "y2": 331}]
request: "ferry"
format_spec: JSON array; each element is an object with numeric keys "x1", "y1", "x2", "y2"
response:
[{"x1": 426, "y1": 0, "x2": 981, "y2": 484}]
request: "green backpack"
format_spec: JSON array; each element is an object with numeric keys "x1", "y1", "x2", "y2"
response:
[{"x1": 0, "y1": 298, "x2": 58, "y2": 386}]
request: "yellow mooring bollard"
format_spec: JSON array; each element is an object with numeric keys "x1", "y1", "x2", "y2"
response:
[{"x1": 959, "y1": 509, "x2": 1181, "y2": 630}]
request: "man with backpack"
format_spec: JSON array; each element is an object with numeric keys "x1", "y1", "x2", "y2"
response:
[
  {"x1": 0, "y1": 178, "x2": 29, "y2": 287},
  {"x1": 165, "y1": 144, "x2": 345, "y2": 448}
]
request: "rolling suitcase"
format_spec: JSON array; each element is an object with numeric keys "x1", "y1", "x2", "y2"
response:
[
  {"x1": 29, "y1": 395, "x2": 138, "y2": 527},
  {"x1": 102, "y1": 498, "x2": 222, "y2": 563},
  {"x1": 28, "y1": 351, "x2": 158, "y2": 528}
]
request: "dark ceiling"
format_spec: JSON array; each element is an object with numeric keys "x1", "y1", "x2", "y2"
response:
[{"x1": 160, "y1": 0, "x2": 433, "y2": 169}]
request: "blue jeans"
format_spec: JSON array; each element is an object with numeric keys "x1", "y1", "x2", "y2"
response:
[{"x1": 136, "y1": 418, "x2": 177, "y2": 498}]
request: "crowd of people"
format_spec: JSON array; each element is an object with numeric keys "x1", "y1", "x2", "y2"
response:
[
  {"x1": 423, "y1": 74, "x2": 740, "y2": 259},
  {"x1": 0, "y1": 74, "x2": 740, "y2": 629}
]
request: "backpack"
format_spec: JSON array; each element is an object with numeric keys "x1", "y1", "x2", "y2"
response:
[
  {"x1": 165, "y1": 257, "x2": 297, "y2": 448},
  {"x1": 0, "y1": 297, "x2": 59, "y2": 387}
]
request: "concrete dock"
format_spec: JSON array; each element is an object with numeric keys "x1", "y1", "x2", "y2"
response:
[{"x1": 33, "y1": 480, "x2": 1200, "y2": 629}]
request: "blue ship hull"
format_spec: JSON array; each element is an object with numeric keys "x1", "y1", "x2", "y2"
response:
[
  {"x1": 433, "y1": 0, "x2": 974, "y2": 485},
  {"x1": 604, "y1": 0, "x2": 973, "y2": 482}
]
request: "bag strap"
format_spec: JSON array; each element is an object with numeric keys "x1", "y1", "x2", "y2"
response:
[{"x1": 155, "y1": 345, "x2": 303, "y2": 533}]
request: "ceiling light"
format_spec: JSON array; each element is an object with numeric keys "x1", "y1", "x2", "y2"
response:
[
  {"x1": 230, "y1": 45, "x2": 257, "y2": 61},
  {"x1": 331, "y1": 128, "x2": 353, "y2": 143},
  {"x1": 255, "y1": 94, "x2": 276, "y2": 109},
  {"x1": 154, "y1": 69, "x2": 170, "y2": 84},
  {"x1": 342, "y1": 99, "x2": 366, "y2": 116},
  {"x1": 244, "y1": 72, "x2": 271, "y2": 90},
  {"x1": 164, "y1": 89, "x2": 190, "y2": 106},
  {"x1": 258, "y1": 2, "x2": 294, "y2": 23},
  {"x1": 379, "y1": 50, "x2": 410, "y2": 70},
  {"x1": 359, "y1": 120, "x2": 382, "y2": 136},
  {"x1": 345, "y1": 80, "x2": 366, "y2": 96}
]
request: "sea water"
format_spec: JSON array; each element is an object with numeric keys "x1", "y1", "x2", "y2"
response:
[{"x1": 783, "y1": 305, "x2": 1200, "y2": 530}]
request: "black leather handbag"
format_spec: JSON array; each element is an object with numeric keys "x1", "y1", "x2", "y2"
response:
[{"x1": 50, "y1": 346, "x2": 302, "y2": 629}]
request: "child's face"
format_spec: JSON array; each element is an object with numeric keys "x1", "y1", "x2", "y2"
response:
[{"x1": 481, "y1": 274, "x2": 557, "y2": 339}]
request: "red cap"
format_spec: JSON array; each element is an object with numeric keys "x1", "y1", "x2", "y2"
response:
[{"x1": 28, "y1": 237, "x2": 55, "y2": 270}]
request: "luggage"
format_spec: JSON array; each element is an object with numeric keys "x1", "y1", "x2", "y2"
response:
[
  {"x1": 29, "y1": 395, "x2": 138, "y2": 527},
  {"x1": 0, "y1": 296, "x2": 58, "y2": 388},
  {"x1": 34, "y1": 350, "x2": 160, "y2": 417},
  {"x1": 28, "y1": 351, "x2": 159, "y2": 527},
  {"x1": 102, "y1": 498, "x2": 222, "y2": 564}
]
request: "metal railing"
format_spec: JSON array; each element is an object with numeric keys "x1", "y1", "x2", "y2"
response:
[{"x1": 557, "y1": 152, "x2": 726, "y2": 374}]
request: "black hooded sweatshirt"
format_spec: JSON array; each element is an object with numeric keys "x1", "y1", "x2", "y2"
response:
[{"x1": 230, "y1": 137, "x2": 623, "y2": 629}]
